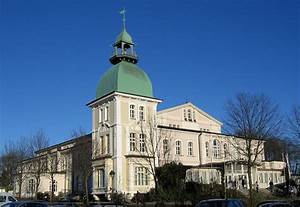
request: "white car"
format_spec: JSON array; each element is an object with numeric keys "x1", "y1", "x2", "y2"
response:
[{"x1": 0, "y1": 192, "x2": 17, "y2": 206}]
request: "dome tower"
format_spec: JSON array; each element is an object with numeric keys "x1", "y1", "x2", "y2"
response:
[{"x1": 96, "y1": 9, "x2": 153, "y2": 99}]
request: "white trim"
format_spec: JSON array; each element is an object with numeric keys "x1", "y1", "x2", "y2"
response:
[
  {"x1": 129, "y1": 103, "x2": 136, "y2": 120},
  {"x1": 157, "y1": 102, "x2": 222, "y2": 125},
  {"x1": 87, "y1": 91, "x2": 162, "y2": 107}
]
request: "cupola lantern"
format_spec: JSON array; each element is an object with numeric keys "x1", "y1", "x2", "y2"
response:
[{"x1": 109, "y1": 9, "x2": 138, "y2": 65}]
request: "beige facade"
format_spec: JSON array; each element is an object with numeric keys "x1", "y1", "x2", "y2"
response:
[
  {"x1": 15, "y1": 135, "x2": 91, "y2": 198},
  {"x1": 87, "y1": 97, "x2": 286, "y2": 197}
]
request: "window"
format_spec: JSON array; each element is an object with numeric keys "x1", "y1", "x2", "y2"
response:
[
  {"x1": 97, "y1": 169, "x2": 105, "y2": 188},
  {"x1": 49, "y1": 180, "x2": 57, "y2": 192},
  {"x1": 129, "y1": 104, "x2": 135, "y2": 119},
  {"x1": 28, "y1": 179, "x2": 35, "y2": 194},
  {"x1": 188, "y1": 142, "x2": 193, "y2": 156},
  {"x1": 183, "y1": 109, "x2": 187, "y2": 121},
  {"x1": 187, "y1": 109, "x2": 192, "y2": 121},
  {"x1": 100, "y1": 136, "x2": 104, "y2": 154},
  {"x1": 106, "y1": 134, "x2": 110, "y2": 154},
  {"x1": 224, "y1": 143, "x2": 228, "y2": 158},
  {"x1": 193, "y1": 110, "x2": 196, "y2": 122},
  {"x1": 139, "y1": 106, "x2": 145, "y2": 121},
  {"x1": 163, "y1": 139, "x2": 169, "y2": 155},
  {"x1": 213, "y1": 139, "x2": 220, "y2": 158},
  {"x1": 8, "y1": 196, "x2": 16, "y2": 202},
  {"x1": 104, "y1": 106, "x2": 109, "y2": 121},
  {"x1": 134, "y1": 167, "x2": 148, "y2": 186},
  {"x1": 129, "y1": 133, "x2": 136, "y2": 151},
  {"x1": 139, "y1": 134, "x2": 146, "y2": 152},
  {"x1": 175, "y1": 140, "x2": 181, "y2": 155},
  {"x1": 205, "y1": 142, "x2": 209, "y2": 157},
  {"x1": 99, "y1": 108, "x2": 103, "y2": 123}
]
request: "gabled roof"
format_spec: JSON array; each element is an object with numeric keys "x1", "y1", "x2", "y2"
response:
[{"x1": 157, "y1": 102, "x2": 223, "y2": 125}]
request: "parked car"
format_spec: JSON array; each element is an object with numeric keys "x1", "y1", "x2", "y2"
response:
[
  {"x1": 256, "y1": 200, "x2": 292, "y2": 207},
  {"x1": 1, "y1": 201, "x2": 48, "y2": 207},
  {"x1": 0, "y1": 192, "x2": 17, "y2": 206},
  {"x1": 196, "y1": 199, "x2": 246, "y2": 207}
]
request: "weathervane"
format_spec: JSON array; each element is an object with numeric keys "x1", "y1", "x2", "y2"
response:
[{"x1": 120, "y1": 8, "x2": 126, "y2": 30}]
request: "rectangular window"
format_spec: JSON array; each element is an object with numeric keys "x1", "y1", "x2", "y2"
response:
[
  {"x1": 193, "y1": 110, "x2": 196, "y2": 122},
  {"x1": 188, "y1": 142, "x2": 193, "y2": 156},
  {"x1": 99, "y1": 108, "x2": 103, "y2": 123},
  {"x1": 134, "y1": 167, "x2": 148, "y2": 186},
  {"x1": 184, "y1": 109, "x2": 187, "y2": 121},
  {"x1": 97, "y1": 169, "x2": 105, "y2": 188},
  {"x1": 139, "y1": 134, "x2": 146, "y2": 152},
  {"x1": 104, "y1": 106, "x2": 109, "y2": 121},
  {"x1": 129, "y1": 104, "x2": 135, "y2": 119},
  {"x1": 139, "y1": 106, "x2": 145, "y2": 121},
  {"x1": 187, "y1": 109, "x2": 192, "y2": 122},
  {"x1": 130, "y1": 133, "x2": 136, "y2": 151},
  {"x1": 175, "y1": 141, "x2": 181, "y2": 155},
  {"x1": 106, "y1": 134, "x2": 110, "y2": 154},
  {"x1": 100, "y1": 136, "x2": 104, "y2": 154}
]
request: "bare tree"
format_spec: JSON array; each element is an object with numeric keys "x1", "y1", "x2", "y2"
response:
[
  {"x1": 289, "y1": 105, "x2": 300, "y2": 143},
  {"x1": 70, "y1": 126, "x2": 86, "y2": 138},
  {"x1": 44, "y1": 153, "x2": 62, "y2": 202},
  {"x1": 72, "y1": 135, "x2": 92, "y2": 205},
  {"x1": 131, "y1": 119, "x2": 172, "y2": 193},
  {"x1": 224, "y1": 93, "x2": 282, "y2": 207},
  {"x1": 27, "y1": 129, "x2": 49, "y2": 199}
]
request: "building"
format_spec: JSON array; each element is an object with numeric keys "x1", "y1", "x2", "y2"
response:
[
  {"x1": 16, "y1": 12, "x2": 286, "y2": 199},
  {"x1": 15, "y1": 134, "x2": 91, "y2": 198}
]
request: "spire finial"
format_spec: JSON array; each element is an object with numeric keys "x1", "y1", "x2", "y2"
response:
[{"x1": 120, "y1": 8, "x2": 126, "y2": 30}]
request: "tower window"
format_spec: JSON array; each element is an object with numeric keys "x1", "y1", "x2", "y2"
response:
[
  {"x1": 134, "y1": 167, "x2": 148, "y2": 186},
  {"x1": 175, "y1": 140, "x2": 181, "y2": 155},
  {"x1": 139, "y1": 106, "x2": 145, "y2": 121},
  {"x1": 129, "y1": 104, "x2": 136, "y2": 119},
  {"x1": 99, "y1": 108, "x2": 103, "y2": 123},
  {"x1": 129, "y1": 133, "x2": 136, "y2": 152},
  {"x1": 106, "y1": 134, "x2": 110, "y2": 154},
  {"x1": 188, "y1": 142, "x2": 193, "y2": 156},
  {"x1": 97, "y1": 169, "x2": 105, "y2": 188},
  {"x1": 104, "y1": 106, "x2": 109, "y2": 121}
]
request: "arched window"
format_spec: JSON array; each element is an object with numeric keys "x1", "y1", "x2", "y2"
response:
[
  {"x1": 213, "y1": 139, "x2": 220, "y2": 158},
  {"x1": 205, "y1": 142, "x2": 209, "y2": 157},
  {"x1": 175, "y1": 140, "x2": 181, "y2": 155},
  {"x1": 188, "y1": 142, "x2": 193, "y2": 156},
  {"x1": 163, "y1": 139, "x2": 169, "y2": 155}
]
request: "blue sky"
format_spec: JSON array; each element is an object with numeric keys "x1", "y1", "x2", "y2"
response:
[{"x1": 0, "y1": 0, "x2": 299, "y2": 148}]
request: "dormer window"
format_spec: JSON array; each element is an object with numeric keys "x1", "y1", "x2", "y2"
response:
[{"x1": 129, "y1": 104, "x2": 136, "y2": 120}]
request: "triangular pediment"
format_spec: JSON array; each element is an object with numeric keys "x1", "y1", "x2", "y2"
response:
[{"x1": 157, "y1": 102, "x2": 222, "y2": 126}]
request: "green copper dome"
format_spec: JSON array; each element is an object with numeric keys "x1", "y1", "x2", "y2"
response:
[
  {"x1": 96, "y1": 61, "x2": 153, "y2": 99},
  {"x1": 116, "y1": 29, "x2": 133, "y2": 44}
]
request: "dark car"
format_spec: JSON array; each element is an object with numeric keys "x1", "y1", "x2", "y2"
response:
[
  {"x1": 1, "y1": 201, "x2": 48, "y2": 207},
  {"x1": 256, "y1": 200, "x2": 292, "y2": 207},
  {"x1": 196, "y1": 199, "x2": 246, "y2": 207}
]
